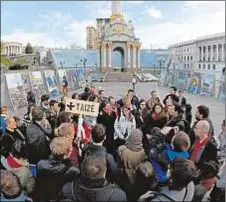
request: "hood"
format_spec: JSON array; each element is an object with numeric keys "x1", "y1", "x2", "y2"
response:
[
  {"x1": 75, "y1": 178, "x2": 113, "y2": 201},
  {"x1": 85, "y1": 143, "x2": 107, "y2": 157},
  {"x1": 156, "y1": 181, "x2": 195, "y2": 201},
  {"x1": 37, "y1": 155, "x2": 68, "y2": 174}
]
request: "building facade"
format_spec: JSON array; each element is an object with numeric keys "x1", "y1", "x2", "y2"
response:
[
  {"x1": 168, "y1": 32, "x2": 225, "y2": 72},
  {"x1": 1, "y1": 41, "x2": 22, "y2": 56},
  {"x1": 95, "y1": 1, "x2": 141, "y2": 72},
  {"x1": 86, "y1": 26, "x2": 97, "y2": 49}
]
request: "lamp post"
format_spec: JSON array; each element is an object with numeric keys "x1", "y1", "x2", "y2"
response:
[{"x1": 80, "y1": 57, "x2": 88, "y2": 85}]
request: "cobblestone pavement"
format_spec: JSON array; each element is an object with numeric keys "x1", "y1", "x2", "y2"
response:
[{"x1": 7, "y1": 82, "x2": 224, "y2": 135}]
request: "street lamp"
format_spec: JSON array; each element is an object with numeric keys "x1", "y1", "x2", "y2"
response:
[{"x1": 80, "y1": 57, "x2": 88, "y2": 85}]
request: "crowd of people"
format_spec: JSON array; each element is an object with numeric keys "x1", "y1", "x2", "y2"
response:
[{"x1": 0, "y1": 85, "x2": 225, "y2": 202}]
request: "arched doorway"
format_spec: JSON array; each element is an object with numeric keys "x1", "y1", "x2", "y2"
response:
[{"x1": 113, "y1": 47, "x2": 125, "y2": 72}]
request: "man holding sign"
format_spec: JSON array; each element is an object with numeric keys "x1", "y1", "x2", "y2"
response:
[{"x1": 65, "y1": 98, "x2": 100, "y2": 152}]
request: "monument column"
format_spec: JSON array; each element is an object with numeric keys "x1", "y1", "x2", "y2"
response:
[
  {"x1": 216, "y1": 44, "x2": 219, "y2": 62},
  {"x1": 137, "y1": 45, "x2": 141, "y2": 69},
  {"x1": 127, "y1": 43, "x2": 131, "y2": 68},
  {"x1": 132, "y1": 44, "x2": 136, "y2": 68},
  {"x1": 108, "y1": 43, "x2": 112, "y2": 68}
]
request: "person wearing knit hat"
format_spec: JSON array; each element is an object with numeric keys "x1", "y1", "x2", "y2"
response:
[
  {"x1": 60, "y1": 156, "x2": 127, "y2": 201},
  {"x1": 126, "y1": 128, "x2": 143, "y2": 151},
  {"x1": 118, "y1": 129, "x2": 147, "y2": 185}
]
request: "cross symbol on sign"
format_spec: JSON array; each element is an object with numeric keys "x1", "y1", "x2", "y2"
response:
[{"x1": 67, "y1": 102, "x2": 75, "y2": 110}]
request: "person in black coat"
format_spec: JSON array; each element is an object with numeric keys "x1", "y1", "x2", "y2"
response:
[
  {"x1": 26, "y1": 108, "x2": 52, "y2": 164},
  {"x1": 35, "y1": 137, "x2": 80, "y2": 201},
  {"x1": 0, "y1": 117, "x2": 25, "y2": 157},
  {"x1": 82, "y1": 124, "x2": 120, "y2": 183},
  {"x1": 60, "y1": 156, "x2": 127, "y2": 202},
  {"x1": 80, "y1": 87, "x2": 90, "y2": 101},
  {"x1": 97, "y1": 102, "x2": 116, "y2": 156},
  {"x1": 189, "y1": 120, "x2": 218, "y2": 169},
  {"x1": 178, "y1": 90, "x2": 187, "y2": 106}
]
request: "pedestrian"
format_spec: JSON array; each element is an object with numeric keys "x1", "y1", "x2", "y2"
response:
[
  {"x1": 62, "y1": 76, "x2": 69, "y2": 96},
  {"x1": 132, "y1": 75, "x2": 137, "y2": 91}
]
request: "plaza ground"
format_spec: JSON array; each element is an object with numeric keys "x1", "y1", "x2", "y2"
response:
[{"x1": 8, "y1": 82, "x2": 224, "y2": 135}]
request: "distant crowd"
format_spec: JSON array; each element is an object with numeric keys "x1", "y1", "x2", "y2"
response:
[{"x1": 0, "y1": 84, "x2": 225, "y2": 202}]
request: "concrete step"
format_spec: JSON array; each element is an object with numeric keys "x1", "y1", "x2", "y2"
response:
[{"x1": 105, "y1": 72, "x2": 133, "y2": 82}]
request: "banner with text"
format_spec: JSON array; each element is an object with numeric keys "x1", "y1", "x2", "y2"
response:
[{"x1": 65, "y1": 98, "x2": 99, "y2": 117}]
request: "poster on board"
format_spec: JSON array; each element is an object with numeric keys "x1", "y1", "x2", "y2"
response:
[
  {"x1": 76, "y1": 68, "x2": 85, "y2": 86},
  {"x1": 29, "y1": 71, "x2": 46, "y2": 105},
  {"x1": 70, "y1": 69, "x2": 79, "y2": 89},
  {"x1": 44, "y1": 70, "x2": 59, "y2": 99},
  {"x1": 176, "y1": 70, "x2": 186, "y2": 90},
  {"x1": 188, "y1": 72, "x2": 202, "y2": 94},
  {"x1": 200, "y1": 74, "x2": 215, "y2": 96},
  {"x1": 5, "y1": 72, "x2": 30, "y2": 111}
]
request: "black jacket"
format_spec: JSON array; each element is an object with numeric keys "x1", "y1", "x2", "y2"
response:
[
  {"x1": 26, "y1": 122, "x2": 51, "y2": 164},
  {"x1": 82, "y1": 142, "x2": 120, "y2": 182},
  {"x1": 97, "y1": 112, "x2": 116, "y2": 143},
  {"x1": 0, "y1": 129, "x2": 25, "y2": 157},
  {"x1": 80, "y1": 92, "x2": 90, "y2": 101},
  {"x1": 60, "y1": 177, "x2": 127, "y2": 202},
  {"x1": 178, "y1": 96, "x2": 187, "y2": 106},
  {"x1": 35, "y1": 155, "x2": 80, "y2": 201}
]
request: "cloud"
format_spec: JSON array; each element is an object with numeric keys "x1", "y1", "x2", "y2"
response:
[
  {"x1": 87, "y1": 1, "x2": 111, "y2": 18},
  {"x1": 135, "y1": 1, "x2": 225, "y2": 48},
  {"x1": 37, "y1": 11, "x2": 72, "y2": 29},
  {"x1": 144, "y1": 6, "x2": 163, "y2": 19}
]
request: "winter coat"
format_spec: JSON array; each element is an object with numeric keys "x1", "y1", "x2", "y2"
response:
[
  {"x1": 97, "y1": 112, "x2": 116, "y2": 143},
  {"x1": 0, "y1": 129, "x2": 25, "y2": 157},
  {"x1": 0, "y1": 114, "x2": 7, "y2": 136},
  {"x1": 133, "y1": 108, "x2": 150, "y2": 129},
  {"x1": 80, "y1": 92, "x2": 90, "y2": 101},
  {"x1": 178, "y1": 96, "x2": 187, "y2": 106},
  {"x1": 82, "y1": 142, "x2": 120, "y2": 182},
  {"x1": 26, "y1": 122, "x2": 51, "y2": 164},
  {"x1": 114, "y1": 114, "x2": 136, "y2": 140},
  {"x1": 60, "y1": 177, "x2": 127, "y2": 202},
  {"x1": 218, "y1": 132, "x2": 225, "y2": 159},
  {"x1": 35, "y1": 155, "x2": 80, "y2": 201},
  {"x1": 118, "y1": 145, "x2": 147, "y2": 185},
  {"x1": 190, "y1": 138, "x2": 218, "y2": 169},
  {"x1": 140, "y1": 181, "x2": 195, "y2": 202}
]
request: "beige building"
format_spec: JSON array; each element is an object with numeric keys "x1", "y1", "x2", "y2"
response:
[
  {"x1": 168, "y1": 32, "x2": 225, "y2": 72},
  {"x1": 86, "y1": 26, "x2": 97, "y2": 49},
  {"x1": 1, "y1": 41, "x2": 22, "y2": 56}
]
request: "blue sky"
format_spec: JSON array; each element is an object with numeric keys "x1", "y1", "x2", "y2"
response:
[{"x1": 1, "y1": 1, "x2": 225, "y2": 48}]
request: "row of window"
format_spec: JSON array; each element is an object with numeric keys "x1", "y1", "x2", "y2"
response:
[
  {"x1": 184, "y1": 64, "x2": 193, "y2": 68},
  {"x1": 178, "y1": 56, "x2": 193, "y2": 61},
  {"x1": 200, "y1": 56, "x2": 224, "y2": 62},
  {"x1": 198, "y1": 64, "x2": 216, "y2": 70},
  {"x1": 175, "y1": 48, "x2": 190, "y2": 53}
]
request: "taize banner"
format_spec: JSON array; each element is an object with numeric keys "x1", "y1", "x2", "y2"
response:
[{"x1": 65, "y1": 98, "x2": 99, "y2": 117}]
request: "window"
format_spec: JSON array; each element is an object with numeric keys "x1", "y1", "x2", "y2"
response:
[
  {"x1": 187, "y1": 48, "x2": 189, "y2": 52},
  {"x1": 203, "y1": 56, "x2": 205, "y2": 61},
  {"x1": 203, "y1": 64, "x2": 206, "y2": 69},
  {"x1": 187, "y1": 56, "x2": 189, "y2": 61},
  {"x1": 213, "y1": 64, "x2": 216, "y2": 70},
  {"x1": 184, "y1": 56, "x2": 186, "y2": 61},
  {"x1": 208, "y1": 64, "x2": 210, "y2": 69},
  {"x1": 199, "y1": 64, "x2": 201, "y2": 69},
  {"x1": 184, "y1": 64, "x2": 186, "y2": 68},
  {"x1": 191, "y1": 56, "x2": 193, "y2": 61},
  {"x1": 178, "y1": 56, "x2": 180, "y2": 61},
  {"x1": 187, "y1": 64, "x2": 189, "y2": 68},
  {"x1": 208, "y1": 57, "x2": 210, "y2": 62}
]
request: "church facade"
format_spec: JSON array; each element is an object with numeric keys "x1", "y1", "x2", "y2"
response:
[{"x1": 95, "y1": 1, "x2": 141, "y2": 72}]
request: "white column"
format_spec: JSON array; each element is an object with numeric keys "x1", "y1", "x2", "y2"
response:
[
  {"x1": 210, "y1": 45, "x2": 213, "y2": 62},
  {"x1": 206, "y1": 46, "x2": 209, "y2": 61},
  {"x1": 137, "y1": 48, "x2": 140, "y2": 69},
  {"x1": 216, "y1": 44, "x2": 219, "y2": 62},
  {"x1": 133, "y1": 46, "x2": 136, "y2": 68},
  {"x1": 200, "y1": 46, "x2": 203, "y2": 61},
  {"x1": 127, "y1": 45, "x2": 130, "y2": 68},
  {"x1": 108, "y1": 46, "x2": 112, "y2": 67},
  {"x1": 222, "y1": 44, "x2": 225, "y2": 62}
]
